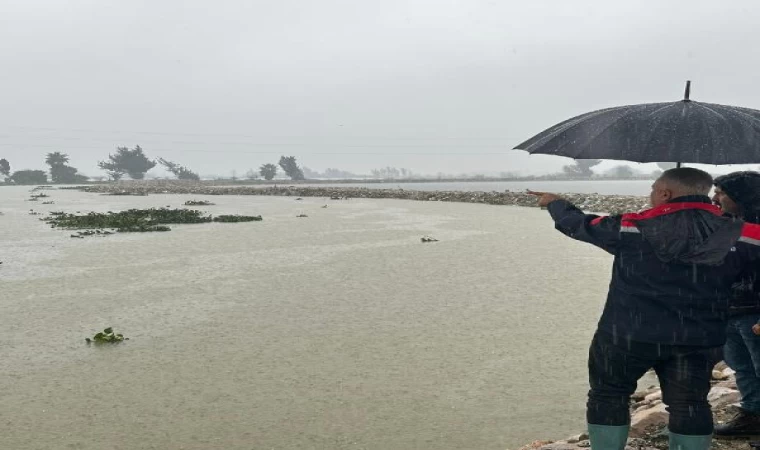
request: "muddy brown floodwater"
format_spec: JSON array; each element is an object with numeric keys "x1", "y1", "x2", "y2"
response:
[{"x1": 1, "y1": 186, "x2": 628, "y2": 450}]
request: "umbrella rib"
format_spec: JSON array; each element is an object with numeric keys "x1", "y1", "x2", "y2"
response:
[
  {"x1": 567, "y1": 105, "x2": 652, "y2": 159},
  {"x1": 526, "y1": 108, "x2": 617, "y2": 150},
  {"x1": 693, "y1": 102, "x2": 728, "y2": 119},
  {"x1": 647, "y1": 103, "x2": 677, "y2": 117},
  {"x1": 638, "y1": 112, "x2": 672, "y2": 163}
]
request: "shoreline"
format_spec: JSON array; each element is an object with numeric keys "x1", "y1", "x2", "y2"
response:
[
  {"x1": 71, "y1": 181, "x2": 652, "y2": 214},
  {"x1": 516, "y1": 363, "x2": 742, "y2": 450}
]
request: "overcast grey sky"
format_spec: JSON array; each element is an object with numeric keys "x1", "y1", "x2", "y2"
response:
[{"x1": 1, "y1": 0, "x2": 759, "y2": 177}]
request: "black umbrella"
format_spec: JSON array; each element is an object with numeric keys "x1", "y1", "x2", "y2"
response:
[{"x1": 514, "y1": 81, "x2": 760, "y2": 166}]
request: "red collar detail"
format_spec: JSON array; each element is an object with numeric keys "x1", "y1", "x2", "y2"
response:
[{"x1": 622, "y1": 202, "x2": 722, "y2": 222}]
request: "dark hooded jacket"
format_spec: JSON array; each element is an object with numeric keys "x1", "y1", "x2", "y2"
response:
[
  {"x1": 548, "y1": 195, "x2": 760, "y2": 346},
  {"x1": 714, "y1": 172, "x2": 760, "y2": 317}
]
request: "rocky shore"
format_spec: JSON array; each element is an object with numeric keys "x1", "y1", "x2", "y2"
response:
[
  {"x1": 516, "y1": 362, "x2": 745, "y2": 450},
  {"x1": 73, "y1": 181, "x2": 651, "y2": 214}
]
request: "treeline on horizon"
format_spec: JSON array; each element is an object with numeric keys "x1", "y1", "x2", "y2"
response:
[{"x1": 0, "y1": 148, "x2": 676, "y2": 185}]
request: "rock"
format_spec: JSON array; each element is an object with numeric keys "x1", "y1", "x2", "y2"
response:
[
  {"x1": 631, "y1": 390, "x2": 649, "y2": 402},
  {"x1": 708, "y1": 386, "x2": 740, "y2": 409},
  {"x1": 716, "y1": 378, "x2": 738, "y2": 390},
  {"x1": 518, "y1": 440, "x2": 554, "y2": 450},
  {"x1": 644, "y1": 391, "x2": 662, "y2": 403},
  {"x1": 630, "y1": 403, "x2": 668, "y2": 437},
  {"x1": 566, "y1": 433, "x2": 589, "y2": 444},
  {"x1": 712, "y1": 369, "x2": 729, "y2": 380},
  {"x1": 537, "y1": 443, "x2": 576, "y2": 450}
]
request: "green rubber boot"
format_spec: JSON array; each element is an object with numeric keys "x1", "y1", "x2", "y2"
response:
[
  {"x1": 668, "y1": 432, "x2": 712, "y2": 450},
  {"x1": 587, "y1": 424, "x2": 629, "y2": 450}
]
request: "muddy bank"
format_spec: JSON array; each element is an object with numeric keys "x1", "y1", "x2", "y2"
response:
[{"x1": 73, "y1": 181, "x2": 651, "y2": 214}]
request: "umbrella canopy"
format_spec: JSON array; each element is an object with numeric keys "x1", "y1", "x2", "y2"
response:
[{"x1": 514, "y1": 82, "x2": 760, "y2": 165}]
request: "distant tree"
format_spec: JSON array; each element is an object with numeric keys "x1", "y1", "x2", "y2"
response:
[
  {"x1": 0, "y1": 158, "x2": 10, "y2": 178},
  {"x1": 656, "y1": 162, "x2": 678, "y2": 170},
  {"x1": 606, "y1": 165, "x2": 636, "y2": 178},
  {"x1": 371, "y1": 166, "x2": 405, "y2": 179},
  {"x1": 562, "y1": 159, "x2": 602, "y2": 178},
  {"x1": 278, "y1": 156, "x2": 305, "y2": 180},
  {"x1": 10, "y1": 170, "x2": 47, "y2": 185},
  {"x1": 98, "y1": 162, "x2": 126, "y2": 181},
  {"x1": 244, "y1": 169, "x2": 259, "y2": 180},
  {"x1": 51, "y1": 165, "x2": 89, "y2": 184},
  {"x1": 323, "y1": 167, "x2": 362, "y2": 179},
  {"x1": 158, "y1": 158, "x2": 201, "y2": 181},
  {"x1": 302, "y1": 166, "x2": 321, "y2": 179},
  {"x1": 98, "y1": 145, "x2": 156, "y2": 180},
  {"x1": 45, "y1": 152, "x2": 88, "y2": 183},
  {"x1": 45, "y1": 152, "x2": 70, "y2": 167},
  {"x1": 259, "y1": 163, "x2": 278, "y2": 180}
]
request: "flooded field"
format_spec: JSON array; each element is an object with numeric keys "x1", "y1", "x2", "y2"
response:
[{"x1": 1, "y1": 186, "x2": 616, "y2": 450}]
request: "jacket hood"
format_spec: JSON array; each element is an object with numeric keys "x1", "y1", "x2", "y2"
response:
[
  {"x1": 714, "y1": 171, "x2": 760, "y2": 224},
  {"x1": 624, "y1": 197, "x2": 744, "y2": 266}
]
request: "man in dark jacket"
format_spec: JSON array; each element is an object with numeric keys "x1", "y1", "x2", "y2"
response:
[
  {"x1": 530, "y1": 168, "x2": 760, "y2": 450},
  {"x1": 711, "y1": 171, "x2": 760, "y2": 437}
]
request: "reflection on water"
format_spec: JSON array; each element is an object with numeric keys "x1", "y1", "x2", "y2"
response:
[{"x1": 0, "y1": 186, "x2": 613, "y2": 449}]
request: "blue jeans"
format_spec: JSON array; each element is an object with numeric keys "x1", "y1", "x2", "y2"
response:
[{"x1": 724, "y1": 314, "x2": 760, "y2": 414}]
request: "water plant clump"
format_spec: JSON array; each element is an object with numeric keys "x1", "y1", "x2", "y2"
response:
[
  {"x1": 86, "y1": 327, "x2": 128, "y2": 344},
  {"x1": 104, "y1": 191, "x2": 148, "y2": 196},
  {"x1": 45, "y1": 208, "x2": 263, "y2": 235},
  {"x1": 118, "y1": 225, "x2": 172, "y2": 232},
  {"x1": 45, "y1": 208, "x2": 212, "y2": 230},
  {"x1": 213, "y1": 215, "x2": 262, "y2": 222},
  {"x1": 184, "y1": 200, "x2": 215, "y2": 206}
]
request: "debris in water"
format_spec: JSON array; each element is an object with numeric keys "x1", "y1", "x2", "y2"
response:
[
  {"x1": 184, "y1": 200, "x2": 215, "y2": 206},
  {"x1": 85, "y1": 327, "x2": 128, "y2": 344},
  {"x1": 421, "y1": 236, "x2": 438, "y2": 243}
]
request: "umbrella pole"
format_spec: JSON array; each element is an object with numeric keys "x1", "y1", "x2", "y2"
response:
[{"x1": 676, "y1": 162, "x2": 682, "y2": 168}]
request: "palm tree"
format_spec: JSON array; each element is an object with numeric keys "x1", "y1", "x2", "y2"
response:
[{"x1": 45, "y1": 152, "x2": 70, "y2": 167}]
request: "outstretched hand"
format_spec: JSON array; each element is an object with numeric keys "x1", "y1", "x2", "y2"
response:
[{"x1": 527, "y1": 190, "x2": 562, "y2": 208}]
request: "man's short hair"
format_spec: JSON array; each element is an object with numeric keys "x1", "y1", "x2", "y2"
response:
[{"x1": 659, "y1": 167, "x2": 714, "y2": 196}]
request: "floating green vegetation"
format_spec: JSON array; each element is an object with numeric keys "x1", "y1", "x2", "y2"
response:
[
  {"x1": 213, "y1": 214, "x2": 262, "y2": 223},
  {"x1": 30, "y1": 193, "x2": 50, "y2": 198},
  {"x1": 70, "y1": 230, "x2": 115, "y2": 238},
  {"x1": 86, "y1": 327, "x2": 128, "y2": 344},
  {"x1": 184, "y1": 200, "x2": 215, "y2": 206},
  {"x1": 45, "y1": 208, "x2": 262, "y2": 234},
  {"x1": 104, "y1": 191, "x2": 148, "y2": 196}
]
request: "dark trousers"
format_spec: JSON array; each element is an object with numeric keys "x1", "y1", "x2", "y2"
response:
[{"x1": 587, "y1": 331, "x2": 722, "y2": 435}]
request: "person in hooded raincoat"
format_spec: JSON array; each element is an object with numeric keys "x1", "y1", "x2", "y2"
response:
[
  {"x1": 711, "y1": 171, "x2": 760, "y2": 437},
  {"x1": 530, "y1": 168, "x2": 760, "y2": 450}
]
